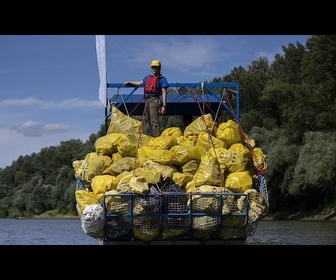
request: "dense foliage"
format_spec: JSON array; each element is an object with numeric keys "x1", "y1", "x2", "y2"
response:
[{"x1": 0, "y1": 35, "x2": 335, "y2": 218}]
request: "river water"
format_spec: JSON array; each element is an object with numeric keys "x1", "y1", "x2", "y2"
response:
[
  {"x1": 245, "y1": 220, "x2": 336, "y2": 245},
  {"x1": 0, "y1": 218, "x2": 335, "y2": 245}
]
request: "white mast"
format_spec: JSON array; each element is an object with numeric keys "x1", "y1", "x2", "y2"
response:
[{"x1": 95, "y1": 35, "x2": 107, "y2": 106}]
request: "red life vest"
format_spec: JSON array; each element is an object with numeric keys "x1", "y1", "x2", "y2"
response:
[{"x1": 144, "y1": 75, "x2": 162, "y2": 95}]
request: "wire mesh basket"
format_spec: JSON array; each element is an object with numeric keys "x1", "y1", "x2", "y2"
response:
[{"x1": 102, "y1": 177, "x2": 268, "y2": 242}]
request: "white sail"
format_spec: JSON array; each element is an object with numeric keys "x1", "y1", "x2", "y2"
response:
[{"x1": 96, "y1": 35, "x2": 107, "y2": 106}]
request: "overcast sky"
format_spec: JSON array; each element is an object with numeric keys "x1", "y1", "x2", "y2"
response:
[{"x1": 0, "y1": 35, "x2": 311, "y2": 168}]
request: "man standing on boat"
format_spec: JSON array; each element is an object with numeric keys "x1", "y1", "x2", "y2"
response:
[{"x1": 124, "y1": 59, "x2": 169, "y2": 137}]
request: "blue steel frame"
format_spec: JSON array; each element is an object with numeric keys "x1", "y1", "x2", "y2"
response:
[{"x1": 106, "y1": 82, "x2": 240, "y2": 120}]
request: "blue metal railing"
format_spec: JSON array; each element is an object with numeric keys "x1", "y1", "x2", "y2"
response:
[{"x1": 105, "y1": 82, "x2": 240, "y2": 120}]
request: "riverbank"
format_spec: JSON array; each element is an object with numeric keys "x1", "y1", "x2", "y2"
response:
[
  {"x1": 262, "y1": 209, "x2": 336, "y2": 221},
  {"x1": 31, "y1": 209, "x2": 336, "y2": 221},
  {"x1": 25, "y1": 203, "x2": 336, "y2": 221},
  {"x1": 33, "y1": 210, "x2": 78, "y2": 219}
]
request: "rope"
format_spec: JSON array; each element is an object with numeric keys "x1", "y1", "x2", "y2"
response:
[
  {"x1": 77, "y1": 124, "x2": 107, "y2": 183},
  {"x1": 107, "y1": 86, "x2": 147, "y2": 176},
  {"x1": 222, "y1": 90, "x2": 264, "y2": 171},
  {"x1": 221, "y1": 89, "x2": 269, "y2": 205},
  {"x1": 187, "y1": 86, "x2": 226, "y2": 189}
]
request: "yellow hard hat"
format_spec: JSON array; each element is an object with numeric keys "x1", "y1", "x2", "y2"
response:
[{"x1": 150, "y1": 59, "x2": 161, "y2": 67}]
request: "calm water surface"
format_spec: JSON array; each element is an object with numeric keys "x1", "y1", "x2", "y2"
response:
[
  {"x1": 0, "y1": 218, "x2": 100, "y2": 245},
  {"x1": 0, "y1": 218, "x2": 335, "y2": 245},
  {"x1": 246, "y1": 220, "x2": 336, "y2": 245}
]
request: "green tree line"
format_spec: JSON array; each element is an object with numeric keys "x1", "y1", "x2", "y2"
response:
[{"x1": 0, "y1": 35, "x2": 335, "y2": 218}]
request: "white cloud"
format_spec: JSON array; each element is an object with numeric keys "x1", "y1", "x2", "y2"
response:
[
  {"x1": 114, "y1": 36, "x2": 260, "y2": 80},
  {"x1": 0, "y1": 96, "x2": 104, "y2": 168},
  {"x1": 124, "y1": 36, "x2": 223, "y2": 70},
  {"x1": 0, "y1": 97, "x2": 103, "y2": 109},
  {"x1": 11, "y1": 121, "x2": 72, "y2": 137},
  {"x1": 0, "y1": 128, "x2": 90, "y2": 168}
]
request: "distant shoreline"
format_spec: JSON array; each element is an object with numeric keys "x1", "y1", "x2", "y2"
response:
[
  {"x1": 14, "y1": 209, "x2": 336, "y2": 222},
  {"x1": 262, "y1": 209, "x2": 336, "y2": 221}
]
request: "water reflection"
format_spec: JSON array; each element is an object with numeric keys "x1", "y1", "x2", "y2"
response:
[{"x1": 246, "y1": 220, "x2": 336, "y2": 245}]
